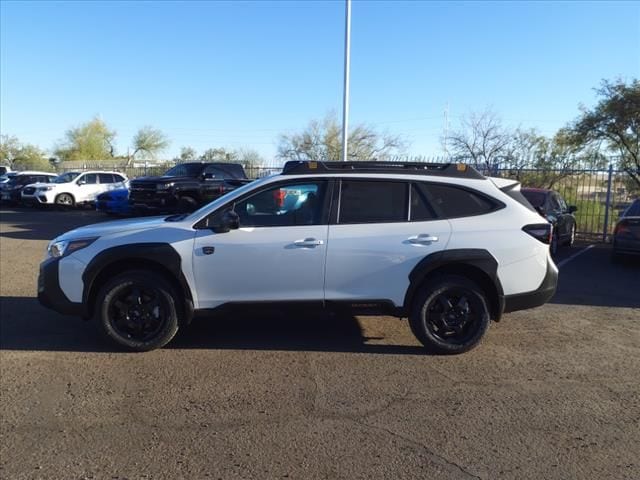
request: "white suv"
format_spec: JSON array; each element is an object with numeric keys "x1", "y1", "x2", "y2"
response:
[
  {"x1": 23, "y1": 170, "x2": 127, "y2": 207},
  {"x1": 38, "y1": 161, "x2": 558, "y2": 353}
]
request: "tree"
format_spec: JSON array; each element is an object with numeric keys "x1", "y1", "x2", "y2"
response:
[
  {"x1": 200, "y1": 147, "x2": 238, "y2": 162},
  {"x1": 277, "y1": 114, "x2": 405, "y2": 162},
  {"x1": 129, "y1": 126, "x2": 170, "y2": 164},
  {"x1": 55, "y1": 117, "x2": 116, "y2": 161},
  {"x1": 177, "y1": 146, "x2": 198, "y2": 162},
  {"x1": 568, "y1": 78, "x2": 640, "y2": 186},
  {"x1": 1, "y1": 134, "x2": 51, "y2": 171},
  {"x1": 447, "y1": 110, "x2": 511, "y2": 173}
]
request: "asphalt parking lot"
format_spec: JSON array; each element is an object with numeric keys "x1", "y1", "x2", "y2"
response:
[{"x1": 1, "y1": 207, "x2": 639, "y2": 480}]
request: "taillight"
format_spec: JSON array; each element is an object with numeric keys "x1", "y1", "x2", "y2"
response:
[
  {"x1": 523, "y1": 223, "x2": 553, "y2": 244},
  {"x1": 614, "y1": 221, "x2": 630, "y2": 235}
]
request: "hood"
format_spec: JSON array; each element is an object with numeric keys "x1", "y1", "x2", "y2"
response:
[
  {"x1": 27, "y1": 182, "x2": 64, "y2": 189},
  {"x1": 132, "y1": 175, "x2": 195, "y2": 183},
  {"x1": 55, "y1": 216, "x2": 169, "y2": 242}
]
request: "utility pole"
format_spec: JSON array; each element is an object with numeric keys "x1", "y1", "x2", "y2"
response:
[
  {"x1": 341, "y1": 0, "x2": 352, "y2": 162},
  {"x1": 443, "y1": 102, "x2": 449, "y2": 158}
]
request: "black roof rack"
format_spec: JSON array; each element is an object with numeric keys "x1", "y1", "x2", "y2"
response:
[{"x1": 281, "y1": 160, "x2": 484, "y2": 179}]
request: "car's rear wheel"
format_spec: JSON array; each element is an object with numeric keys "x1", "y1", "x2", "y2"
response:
[
  {"x1": 566, "y1": 224, "x2": 576, "y2": 246},
  {"x1": 96, "y1": 270, "x2": 180, "y2": 351},
  {"x1": 409, "y1": 275, "x2": 491, "y2": 354},
  {"x1": 55, "y1": 193, "x2": 75, "y2": 208}
]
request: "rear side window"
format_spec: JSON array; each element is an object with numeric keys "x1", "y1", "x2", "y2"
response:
[
  {"x1": 339, "y1": 181, "x2": 408, "y2": 224},
  {"x1": 425, "y1": 184, "x2": 497, "y2": 218},
  {"x1": 98, "y1": 173, "x2": 114, "y2": 184},
  {"x1": 204, "y1": 164, "x2": 245, "y2": 179},
  {"x1": 82, "y1": 174, "x2": 98, "y2": 184},
  {"x1": 410, "y1": 183, "x2": 437, "y2": 221}
]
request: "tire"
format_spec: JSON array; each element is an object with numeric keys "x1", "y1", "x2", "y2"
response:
[
  {"x1": 565, "y1": 224, "x2": 576, "y2": 247},
  {"x1": 177, "y1": 196, "x2": 198, "y2": 213},
  {"x1": 96, "y1": 270, "x2": 180, "y2": 351},
  {"x1": 55, "y1": 193, "x2": 75, "y2": 209},
  {"x1": 409, "y1": 275, "x2": 491, "y2": 354},
  {"x1": 550, "y1": 232, "x2": 559, "y2": 256}
]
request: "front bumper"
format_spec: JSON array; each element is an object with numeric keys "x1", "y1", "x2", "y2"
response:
[
  {"x1": 502, "y1": 257, "x2": 558, "y2": 313},
  {"x1": 38, "y1": 257, "x2": 85, "y2": 316},
  {"x1": 22, "y1": 190, "x2": 53, "y2": 204}
]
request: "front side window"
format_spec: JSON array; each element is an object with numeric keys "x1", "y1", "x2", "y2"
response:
[
  {"x1": 81, "y1": 174, "x2": 98, "y2": 184},
  {"x1": 425, "y1": 184, "x2": 497, "y2": 218},
  {"x1": 228, "y1": 181, "x2": 327, "y2": 227},
  {"x1": 339, "y1": 181, "x2": 408, "y2": 224}
]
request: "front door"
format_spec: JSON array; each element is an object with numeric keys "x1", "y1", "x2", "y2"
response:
[{"x1": 192, "y1": 179, "x2": 331, "y2": 309}]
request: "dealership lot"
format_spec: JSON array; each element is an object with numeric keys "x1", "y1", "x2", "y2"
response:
[{"x1": 1, "y1": 208, "x2": 639, "y2": 479}]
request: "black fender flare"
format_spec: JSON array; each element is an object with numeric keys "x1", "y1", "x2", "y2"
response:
[
  {"x1": 82, "y1": 243, "x2": 193, "y2": 321},
  {"x1": 403, "y1": 249, "x2": 505, "y2": 320}
]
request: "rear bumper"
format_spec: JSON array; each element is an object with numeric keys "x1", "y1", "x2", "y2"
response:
[
  {"x1": 613, "y1": 238, "x2": 640, "y2": 255},
  {"x1": 38, "y1": 257, "x2": 85, "y2": 316},
  {"x1": 502, "y1": 257, "x2": 558, "y2": 313}
]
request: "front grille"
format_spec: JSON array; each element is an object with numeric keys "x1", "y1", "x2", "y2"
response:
[
  {"x1": 130, "y1": 182, "x2": 156, "y2": 191},
  {"x1": 23, "y1": 187, "x2": 36, "y2": 195}
]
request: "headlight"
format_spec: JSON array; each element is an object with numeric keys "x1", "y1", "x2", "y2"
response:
[
  {"x1": 156, "y1": 183, "x2": 173, "y2": 191},
  {"x1": 38, "y1": 186, "x2": 54, "y2": 191},
  {"x1": 48, "y1": 237, "x2": 98, "y2": 258}
]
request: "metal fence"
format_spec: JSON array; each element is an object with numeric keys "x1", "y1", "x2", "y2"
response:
[{"x1": 56, "y1": 161, "x2": 638, "y2": 241}]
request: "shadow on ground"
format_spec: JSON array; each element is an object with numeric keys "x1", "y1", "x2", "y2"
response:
[
  {"x1": 550, "y1": 243, "x2": 640, "y2": 309},
  {"x1": 0, "y1": 207, "x2": 108, "y2": 241},
  {"x1": 0, "y1": 296, "x2": 424, "y2": 355}
]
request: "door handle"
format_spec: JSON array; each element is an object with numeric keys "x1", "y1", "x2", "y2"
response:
[
  {"x1": 293, "y1": 238, "x2": 324, "y2": 247},
  {"x1": 408, "y1": 234, "x2": 439, "y2": 244}
]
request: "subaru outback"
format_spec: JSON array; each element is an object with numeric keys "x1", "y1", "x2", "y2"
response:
[{"x1": 38, "y1": 161, "x2": 558, "y2": 354}]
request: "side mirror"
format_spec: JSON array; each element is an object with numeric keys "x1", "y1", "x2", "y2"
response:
[
  {"x1": 212, "y1": 210, "x2": 239, "y2": 233},
  {"x1": 568, "y1": 205, "x2": 578, "y2": 214},
  {"x1": 77, "y1": 179, "x2": 86, "y2": 185}
]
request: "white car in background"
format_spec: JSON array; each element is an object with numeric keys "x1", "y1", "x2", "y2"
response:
[{"x1": 22, "y1": 171, "x2": 128, "y2": 207}]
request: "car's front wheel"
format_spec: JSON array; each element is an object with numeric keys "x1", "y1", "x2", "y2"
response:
[
  {"x1": 96, "y1": 270, "x2": 180, "y2": 351},
  {"x1": 55, "y1": 193, "x2": 75, "y2": 208},
  {"x1": 409, "y1": 275, "x2": 491, "y2": 354}
]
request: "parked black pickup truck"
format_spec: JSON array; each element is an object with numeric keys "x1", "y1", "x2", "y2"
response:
[{"x1": 129, "y1": 162, "x2": 251, "y2": 213}]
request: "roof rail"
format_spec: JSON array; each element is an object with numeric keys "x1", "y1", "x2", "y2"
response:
[{"x1": 281, "y1": 160, "x2": 484, "y2": 179}]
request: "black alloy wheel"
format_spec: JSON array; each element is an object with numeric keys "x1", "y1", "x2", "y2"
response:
[
  {"x1": 409, "y1": 275, "x2": 490, "y2": 354},
  {"x1": 97, "y1": 270, "x2": 180, "y2": 351}
]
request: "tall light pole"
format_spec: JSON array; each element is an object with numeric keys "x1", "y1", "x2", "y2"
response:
[{"x1": 341, "y1": 0, "x2": 351, "y2": 162}]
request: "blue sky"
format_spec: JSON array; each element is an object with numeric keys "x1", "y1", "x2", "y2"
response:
[{"x1": 1, "y1": 0, "x2": 639, "y2": 161}]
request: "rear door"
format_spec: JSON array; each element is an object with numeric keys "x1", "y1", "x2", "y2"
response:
[{"x1": 324, "y1": 179, "x2": 451, "y2": 307}]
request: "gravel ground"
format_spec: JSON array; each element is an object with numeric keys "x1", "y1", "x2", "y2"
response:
[{"x1": 1, "y1": 207, "x2": 639, "y2": 480}]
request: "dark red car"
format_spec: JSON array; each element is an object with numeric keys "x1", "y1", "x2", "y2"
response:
[{"x1": 521, "y1": 188, "x2": 578, "y2": 254}]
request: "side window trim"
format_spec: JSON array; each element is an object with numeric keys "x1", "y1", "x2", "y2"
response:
[{"x1": 195, "y1": 178, "x2": 334, "y2": 229}]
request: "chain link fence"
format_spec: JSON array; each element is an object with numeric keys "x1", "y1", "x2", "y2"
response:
[{"x1": 55, "y1": 159, "x2": 638, "y2": 241}]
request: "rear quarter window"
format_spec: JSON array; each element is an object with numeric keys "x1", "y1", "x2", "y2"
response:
[{"x1": 422, "y1": 183, "x2": 500, "y2": 218}]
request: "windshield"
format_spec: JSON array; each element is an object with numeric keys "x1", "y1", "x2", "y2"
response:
[
  {"x1": 0, "y1": 173, "x2": 17, "y2": 183},
  {"x1": 185, "y1": 176, "x2": 266, "y2": 222},
  {"x1": 163, "y1": 163, "x2": 205, "y2": 177},
  {"x1": 521, "y1": 190, "x2": 547, "y2": 208},
  {"x1": 54, "y1": 172, "x2": 80, "y2": 183},
  {"x1": 624, "y1": 199, "x2": 640, "y2": 217}
]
